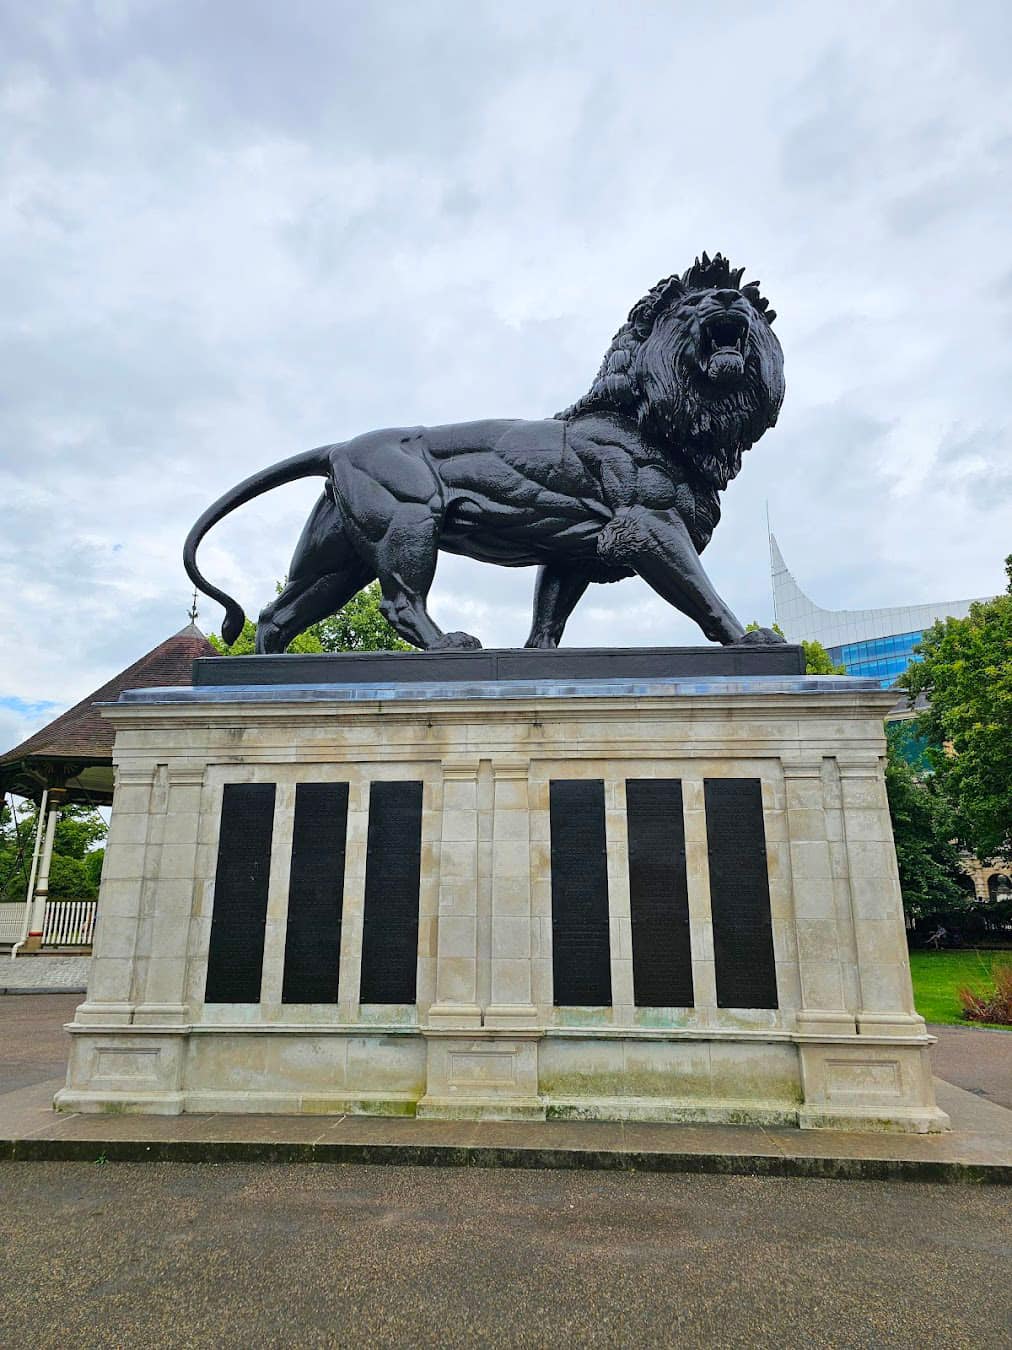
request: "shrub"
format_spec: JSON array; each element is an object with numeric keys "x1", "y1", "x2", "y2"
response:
[{"x1": 958, "y1": 959, "x2": 1012, "y2": 1025}]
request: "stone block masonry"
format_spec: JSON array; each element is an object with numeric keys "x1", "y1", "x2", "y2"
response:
[{"x1": 56, "y1": 666, "x2": 947, "y2": 1133}]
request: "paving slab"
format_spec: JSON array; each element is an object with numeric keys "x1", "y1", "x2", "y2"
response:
[{"x1": 0, "y1": 955, "x2": 90, "y2": 994}]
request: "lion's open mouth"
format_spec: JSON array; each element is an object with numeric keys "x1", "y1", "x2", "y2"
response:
[{"x1": 699, "y1": 313, "x2": 749, "y2": 382}]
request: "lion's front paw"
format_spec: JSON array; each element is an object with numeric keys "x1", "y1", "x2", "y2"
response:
[
  {"x1": 733, "y1": 626, "x2": 786, "y2": 646},
  {"x1": 429, "y1": 631, "x2": 483, "y2": 650}
]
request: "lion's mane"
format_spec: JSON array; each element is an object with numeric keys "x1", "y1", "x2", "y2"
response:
[{"x1": 559, "y1": 253, "x2": 785, "y2": 494}]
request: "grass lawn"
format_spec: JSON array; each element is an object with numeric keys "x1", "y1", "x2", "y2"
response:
[{"x1": 909, "y1": 948, "x2": 1012, "y2": 1029}]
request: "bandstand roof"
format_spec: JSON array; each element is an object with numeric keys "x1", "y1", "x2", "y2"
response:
[{"x1": 0, "y1": 623, "x2": 215, "y2": 806}]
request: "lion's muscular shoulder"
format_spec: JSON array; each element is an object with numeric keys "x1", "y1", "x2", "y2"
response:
[
  {"x1": 562, "y1": 413, "x2": 685, "y2": 512},
  {"x1": 561, "y1": 413, "x2": 720, "y2": 550}
]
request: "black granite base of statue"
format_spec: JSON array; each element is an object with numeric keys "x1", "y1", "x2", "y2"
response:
[{"x1": 192, "y1": 644, "x2": 805, "y2": 687}]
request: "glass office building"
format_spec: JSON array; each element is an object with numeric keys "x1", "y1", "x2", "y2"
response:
[{"x1": 770, "y1": 535, "x2": 992, "y2": 686}]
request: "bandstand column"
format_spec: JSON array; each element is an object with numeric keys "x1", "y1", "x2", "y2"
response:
[{"x1": 23, "y1": 787, "x2": 63, "y2": 953}]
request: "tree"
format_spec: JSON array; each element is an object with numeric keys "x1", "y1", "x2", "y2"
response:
[
  {"x1": 0, "y1": 798, "x2": 106, "y2": 901},
  {"x1": 899, "y1": 556, "x2": 1012, "y2": 865},
  {"x1": 310, "y1": 583, "x2": 413, "y2": 653},
  {"x1": 84, "y1": 849, "x2": 106, "y2": 893},
  {"x1": 883, "y1": 725, "x2": 970, "y2": 925},
  {"x1": 745, "y1": 622, "x2": 845, "y2": 674},
  {"x1": 47, "y1": 854, "x2": 95, "y2": 900},
  {"x1": 53, "y1": 805, "x2": 107, "y2": 860},
  {"x1": 209, "y1": 581, "x2": 412, "y2": 655},
  {"x1": 0, "y1": 797, "x2": 34, "y2": 901},
  {"x1": 799, "y1": 639, "x2": 846, "y2": 675},
  {"x1": 208, "y1": 621, "x2": 321, "y2": 656}
]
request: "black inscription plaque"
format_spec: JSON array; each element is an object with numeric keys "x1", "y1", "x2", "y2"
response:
[
  {"x1": 550, "y1": 780, "x2": 612, "y2": 1006},
  {"x1": 282, "y1": 782, "x2": 349, "y2": 1004},
  {"x1": 626, "y1": 779, "x2": 693, "y2": 1007},
  {"x1": 205, "y1": 782, "x2": 276, "y2": 1003},
  {"x1": 704, "y1": 778, "x2": 778, "y2": 1009},
  {"x1": 359, "y1": 780, "x2": 423, "y2": 1004}
]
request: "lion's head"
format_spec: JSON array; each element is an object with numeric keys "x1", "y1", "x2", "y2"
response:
[{"x1": 561, "y1": 253, "x2": 785, "y2": 490}]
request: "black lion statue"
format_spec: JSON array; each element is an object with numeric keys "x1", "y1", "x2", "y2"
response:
[{"x1": 184, "y1": 253, "x2": 785, "y2": 652}]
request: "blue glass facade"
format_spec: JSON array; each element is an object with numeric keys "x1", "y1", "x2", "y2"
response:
[{"x1": 826, "y1": 630, "x2": 923, "y2": 686}]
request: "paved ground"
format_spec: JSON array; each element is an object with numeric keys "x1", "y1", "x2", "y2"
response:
[
  {"x1": 0, "y1": 954, "x2": 90, "y2": 992},
  {"x1": 928, "y1": 1023, "x2": 1012, "y2": 1109},
  {"x1": 0, "y1": 997, "x2": 1010, "y2": 1343},
  {"x1": 0, "y1": 993, "x2": 81, "y2": 1091},
  {"x1": 0, "y1": 1160, "x2": 1009, "y2": 1348}
]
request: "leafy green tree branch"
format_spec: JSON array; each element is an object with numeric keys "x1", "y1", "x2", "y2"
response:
[{"x1": 208, "y1": 581, "x2": 412, "y2": 655}]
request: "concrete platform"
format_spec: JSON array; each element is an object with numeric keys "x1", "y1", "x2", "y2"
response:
[
  {"x1": 0, "y1": 1074, "x2": 1006, "y2": 1182},
  {"x1": 4, "y1": 996, "x2": 1009, "y2": 1182}
]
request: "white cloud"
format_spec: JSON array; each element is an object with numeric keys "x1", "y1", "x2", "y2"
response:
[{"x1": 1, "y1": 1, "x2": 1010, "y2": 739}]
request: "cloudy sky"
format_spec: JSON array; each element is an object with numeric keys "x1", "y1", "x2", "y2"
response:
[{"x1": 2, "y1": 0, "x2": 1010, "y2": 752}]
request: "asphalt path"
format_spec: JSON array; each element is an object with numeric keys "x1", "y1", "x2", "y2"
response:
[
  {"x1": 1, "y1": 995, "x2": 1010, "y2": 1346},
  {"x1": 0, "y1": 992, "x2": 83, "y2": 1091},
  {"x1": 928, "y1": 1023, "x2": 1012, "y2": 1109},
  {"x1": 0, "y1": 1160, "x2": 1009, "y2": 1348}
]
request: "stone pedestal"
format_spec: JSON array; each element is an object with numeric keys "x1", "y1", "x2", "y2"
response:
[
  {"x1": 56, "y1": 657, "x2": 948, "y2": 1133},
  {"x1": 418, "y1": 1031, "x2": 544, "y2": 1120}
]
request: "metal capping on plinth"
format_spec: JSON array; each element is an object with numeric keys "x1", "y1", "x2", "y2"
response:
[
  {"x1": 110, "y1": 674, "x2": 887, "y2": 707},
  {"x1": 190, "y1": 645, "x2": 807, "y2": 688}
]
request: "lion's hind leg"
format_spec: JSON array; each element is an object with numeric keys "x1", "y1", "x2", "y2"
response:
[
  {"x1": 255, "y1": 562, "x2": 375, "y2": 653},
  {"x1": 331, "y1": 434, "x2": 482, "y2": 651},
  {"x1": 254, "y1": 487, "x2": 376, "y2": 653}
]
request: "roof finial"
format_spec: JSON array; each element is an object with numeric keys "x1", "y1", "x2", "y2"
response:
[{"x1": 188, "y1": 588, "x2": 199, "y2": 624}]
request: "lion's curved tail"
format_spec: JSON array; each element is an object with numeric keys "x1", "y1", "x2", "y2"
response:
[{"x1": 183, "y1": 445, "x2": 335, "y2": 644}]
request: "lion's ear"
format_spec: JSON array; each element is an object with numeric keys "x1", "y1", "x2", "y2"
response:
[
  {"x1": 655, "y1": 274, "x2": 686, "y2": 309},
  {"x1": 629, "y1": 274, "x2": 685, "y2": 338}
]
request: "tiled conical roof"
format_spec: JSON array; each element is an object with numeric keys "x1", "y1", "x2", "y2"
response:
[{"x1": 0, "y1": 623, "x2": 215, "y2": 802}]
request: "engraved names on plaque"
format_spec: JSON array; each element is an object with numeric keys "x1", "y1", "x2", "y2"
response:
[
  {"x1": 626, "y1": 778, "x2": 693, "y2": 1007},
  {"x1": 704, "y1": 778, "x2": 778, "y2": 1009},
  {"x1": 549, "y1": 780, "x2": 612, "y2": 1006},
  {"x1": 282, "y1": 782, "x2": 349, "y2": 1004},
  {"x1": 204, "y1": 782, "x2": 276, "y2": 1003},
  {"x1": 359, "y1": 780, "x2": 423, "y2": 1004}
]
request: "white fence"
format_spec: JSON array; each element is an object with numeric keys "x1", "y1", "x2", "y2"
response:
[
  {"x1": 0, "y1": 902, "x2": 27, "y2": 944},
  {"x1": 42, "y1": 900, "x2": 97, "y2": 948}
]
